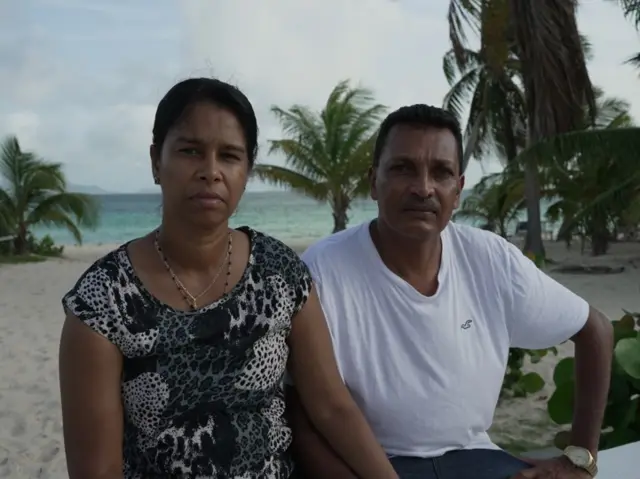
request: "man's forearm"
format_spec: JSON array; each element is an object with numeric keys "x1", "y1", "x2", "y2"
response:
[
  {"x1": 570, "y1": 307, "x2": 614, "y2": 456},
  {"x1": 292, "y1": 429, "x2": 359, "y2": 479},
  {"x1": 286, "y1": 387, "x2": 358, "y2": 479}
]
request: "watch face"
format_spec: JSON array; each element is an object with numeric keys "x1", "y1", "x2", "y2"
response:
[{"x1": 566, "y1": 446, "x2": 591, "y2": 466}]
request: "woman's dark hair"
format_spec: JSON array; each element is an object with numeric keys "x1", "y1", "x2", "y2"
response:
[{"x1": 152, "y1": 77, "x2": 259, "y2": 168}]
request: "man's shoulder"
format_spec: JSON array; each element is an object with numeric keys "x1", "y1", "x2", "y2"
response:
[
  {"x1": 446, "y1": 221, "x2": 513, "y2": 256},
  {"x1": 301, "y1": 223, "x2": 368, "y2": 273}
]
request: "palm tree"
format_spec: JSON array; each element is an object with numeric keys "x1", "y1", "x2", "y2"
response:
[
  {"x1": 455, "y1": 87, "x2": 638, "y2": 255},
  {"x1": 253, "y1": 80, "x2": 386, "y2": 233},
  {"x1": 0, "y1": 136, "x2": 99, "y2": 254},
  {"x1": 610, "y1": 0, "x2": 640, "y2": 26},
  {"x1": 443, "y1": 27, "x2": 592, "y2": 170},
  {"x1": 517, "y1": 90, "x2": 640, "y2": 255},
  {"x1": 447, "y1": 0, "x2": 596, "y2": 260},
  {"x1": 609, "y1": 0, "x2": 640, "y2": 68},
  {"x1": 508, "y1": 0, "x2": 596, "y2": 258},
  {"x1": 442, "y1": 46, "x2": 526, "y2": 169},
  {"x1": 454, "y1": 169, "x2": 524, "y2": 237}
]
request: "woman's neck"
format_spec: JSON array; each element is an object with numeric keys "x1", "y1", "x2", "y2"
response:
[{"x1": 157, "y1": 218, "x2": 230, "y2": 272}]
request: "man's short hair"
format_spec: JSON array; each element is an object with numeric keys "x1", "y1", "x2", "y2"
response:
[{"x1": 372, "y1": 104, "x2": 464, "y2": 173}]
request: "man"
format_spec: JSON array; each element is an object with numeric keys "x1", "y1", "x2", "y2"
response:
[{"x1": 287, "y1": 105, "x2": 613, "y2": 479}]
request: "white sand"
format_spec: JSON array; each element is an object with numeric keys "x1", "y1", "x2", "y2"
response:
[{"x1": 1, "y1": 240, "x2": 639, "y2": 477}]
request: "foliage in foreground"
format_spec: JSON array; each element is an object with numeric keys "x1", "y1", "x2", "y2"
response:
[
  {"x1": 501, "y1": 347, "x2": 553, "y2": 399},
  {"x1": 548, "y1": 312, "x2": 640, "y2": 451},
  {"x1": 252, "y1": 80, "x2": 386, "y2": 233},
  {"x1": 0, "y1": 135, "x2": 99, "y2": 255}
]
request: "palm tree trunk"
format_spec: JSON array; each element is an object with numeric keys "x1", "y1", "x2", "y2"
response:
[
  {"x1": 590, "y1": 212, "x2": 610, "y2": 256},
  {"x1": 332, "y1": 208, "x2": 348, "y2": 233},
  {"x1": 13, "y1": 223, "x2": 28, "y2": 255},
  {"x1": 331, "y1": 194, "x2": 350, "y2": 233},
  {"x1": 509, "y1": 0, "x2": 596, "y2": 260},
  {"x1": 523, "y1": 159, "x2": 545, "y2": 257}
]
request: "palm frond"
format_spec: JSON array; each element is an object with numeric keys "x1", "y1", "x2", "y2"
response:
[
  {"x1": 252, "y1": 165, "x2": 329, "y2": 202},
  {"x1": 265, "y1": 80, "x2": 384, "y2": 231},
  {"x1": 0, "y1": 134, "x2": 99, "y2": 252},
  {"x1": 447, "y1": 0, "x2": 482, "y2": 66},
  {"x1": 608, "y1": 0, "x2": 640, "y2": 28}
]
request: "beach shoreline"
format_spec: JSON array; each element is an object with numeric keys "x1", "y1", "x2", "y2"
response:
[{"x1": 1, "y1": 239, "x2": 639, "y2": 478}]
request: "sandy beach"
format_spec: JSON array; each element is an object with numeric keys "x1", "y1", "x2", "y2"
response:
[{"x1": 1, "y1": 240, "x2": 639, "y2": 478}]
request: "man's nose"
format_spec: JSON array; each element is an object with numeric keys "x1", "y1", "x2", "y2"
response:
[{"x1": 411, "y1": 170, "x2": 436, "y2": 197}]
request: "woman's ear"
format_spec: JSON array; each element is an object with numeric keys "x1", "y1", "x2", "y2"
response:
[{"x1": 150, "y1": 144, "x2": 160, "y2": 184}]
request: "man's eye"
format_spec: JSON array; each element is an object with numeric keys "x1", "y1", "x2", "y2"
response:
[{"x1": 180, "y1": 148, "x2": 199, "y2": 156}]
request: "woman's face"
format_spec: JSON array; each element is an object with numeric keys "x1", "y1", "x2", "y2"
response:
[{"x1": 152, "y1": 102, "x2": 250, "y2": 229}]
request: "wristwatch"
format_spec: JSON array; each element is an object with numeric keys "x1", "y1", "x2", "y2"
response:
[{"x1": 563, "y1": 445, "x2": 598, "y2": 477}]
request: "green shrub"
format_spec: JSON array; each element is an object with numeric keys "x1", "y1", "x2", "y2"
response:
[
  {"x1": 547, "y1": 312, "x2": 640, "y2": 450},
  {"x1": 501, "y1": 347, "x2": 554, "y2": 398},
  {"x1": 27, "y1": 233, "x2": 64, "y2": 257}
]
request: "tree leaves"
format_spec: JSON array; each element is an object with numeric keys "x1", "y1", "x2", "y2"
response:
[
  {"x1": 0, "y1": 135, "x2": 99, "y2": 251},
  {"x1": 253, "y1": 80, "x2": 386, "y2": 232}
]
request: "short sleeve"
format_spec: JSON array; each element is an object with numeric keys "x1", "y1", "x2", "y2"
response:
[
  {"x1": 260, "y1": 233, "x2": 314, "y2": 317},
  {"x1": 280, "y1": 252, "x2": 313, "y2": 388},
  {"x1": 505, "y1": 242, "x2": 589, "y2": 349},
  {"x1": 62, "y1": 259, "x2": 125, "y2": 350},
  {"x1": 290, "y1": 258, "x2": 313, "y2": 316}
]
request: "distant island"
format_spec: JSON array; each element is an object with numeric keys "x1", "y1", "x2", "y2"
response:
[{"x1": 67, "y1": 183, "x2": 112, "y2": 195}]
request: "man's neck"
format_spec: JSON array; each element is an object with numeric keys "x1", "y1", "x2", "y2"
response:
[
  {"x1": 371, "y1": 219, "x2": 442, "y2": 293},
  {"x1": 157, "y1": 217, "x2": 229, "y2": 272}
]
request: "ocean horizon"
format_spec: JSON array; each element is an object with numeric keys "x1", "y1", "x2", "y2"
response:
[{"x1": 33, "y1": 190, "x2": 542, "y2": 246}]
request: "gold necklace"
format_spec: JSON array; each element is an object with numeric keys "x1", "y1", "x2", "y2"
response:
[{"x1": 154, "y1": 229, "x2": 233, "y2": 310}]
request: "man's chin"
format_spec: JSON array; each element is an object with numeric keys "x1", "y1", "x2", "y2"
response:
[{"x1": 393, "y1": 218, "x2": 441, "y2": 240}]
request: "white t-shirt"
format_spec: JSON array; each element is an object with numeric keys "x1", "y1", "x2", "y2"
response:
[{"x1": 300, "y1": 221, "x2": 589, "y2": 458}]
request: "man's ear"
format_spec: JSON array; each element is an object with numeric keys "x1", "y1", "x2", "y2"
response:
[
  {"x1": 453, "y1": 175, "x2": 465, "y2": 209},
  {"x1": 369, "y1": 166, "x2": 378, "y2": 201}
]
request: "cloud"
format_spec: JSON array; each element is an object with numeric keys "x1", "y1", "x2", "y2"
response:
[
  {"x1": 1, "y1": 0, "x2": 639, "y2": 192},
  {"x1": 180, "y1": 0, "x2": 450, "y2": 128}
]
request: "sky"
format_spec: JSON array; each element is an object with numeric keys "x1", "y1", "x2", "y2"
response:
[{"x1": 1, "y1": 0, "x2": 639, "y2": 193}]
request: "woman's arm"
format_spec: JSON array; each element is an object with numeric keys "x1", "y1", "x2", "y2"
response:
[
  {"x1": 286, "y1": 386, "x2": 358, "y2": 479},
  {"x1": 287, "y1": 286, "x2": 398, "y2": 479},
  {"x1": 59, "y1": 314, "x2": 124, "y2": 479}
]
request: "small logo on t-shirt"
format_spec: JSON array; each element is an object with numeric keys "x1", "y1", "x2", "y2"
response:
[{"x1": 461, "y1": 320, "x2": 473, "y2": 330}]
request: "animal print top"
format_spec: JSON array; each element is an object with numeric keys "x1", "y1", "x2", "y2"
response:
[{"x1": 62, "y1": 227, "x2": 313, "y2": 478}]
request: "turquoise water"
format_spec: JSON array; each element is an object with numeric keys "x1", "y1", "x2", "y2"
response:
[
  {"x1": 33, "y1": 191, "x2": 381, "y2": 245},
  {"x1": 33, "y1": 190, "x2": 546, "y2": 246}
]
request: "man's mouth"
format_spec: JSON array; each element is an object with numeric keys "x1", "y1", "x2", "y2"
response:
[{"x1": 404, "y1": 206, "x2": 438, "y2": 215}]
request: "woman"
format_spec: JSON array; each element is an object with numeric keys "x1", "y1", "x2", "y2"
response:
[{"x1": 58, "y1": 77, "x2": 398, "y2": 479}]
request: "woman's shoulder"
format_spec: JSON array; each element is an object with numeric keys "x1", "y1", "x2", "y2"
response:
[
  {"x1": 239, "y1": 227, "x2": 305, "y2": 272},
  {"x1": 66, "y1": 245, "x2": 131, "y2": 300},
  {"x1": 238, "y1": 227, "x2": 312, "y2": 302},
  {"x1": 61, "y1": 245, "x2": 136, "y2": 344}
]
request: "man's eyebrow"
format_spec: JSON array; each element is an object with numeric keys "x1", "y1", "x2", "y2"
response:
[{"x1": 174, "y1": 136, "x2": 202, "y2": 144}]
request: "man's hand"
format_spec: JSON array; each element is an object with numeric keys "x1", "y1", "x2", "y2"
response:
[{"x1": 511, "y1": 457, "x2": 592, "y2": 478}]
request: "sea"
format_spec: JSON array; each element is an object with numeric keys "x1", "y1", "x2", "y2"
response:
[
  {"x1": 32, "y1": 191, "x2": 381, "y2": 246},
  {"x1": 32, "y1": 190, "x2": 532, "y2": 246}
]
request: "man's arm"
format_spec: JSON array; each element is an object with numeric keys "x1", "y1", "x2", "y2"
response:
[
  {"x1": 502, "y1": 240, "x2": 614, "y2": 460},
  {"x1": 286, "y1": 386, "x2": 358, "y2": 479},
  {"x1": 569, "y1": 306, "x2": 613, "y2": 456}
]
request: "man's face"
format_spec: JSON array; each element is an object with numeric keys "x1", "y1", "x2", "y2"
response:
[{"x1": 370, "y1": 124, "x2": 464, "y2": 240}]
